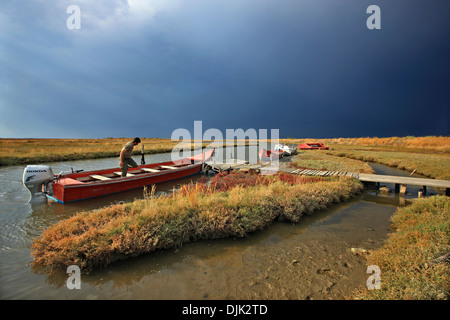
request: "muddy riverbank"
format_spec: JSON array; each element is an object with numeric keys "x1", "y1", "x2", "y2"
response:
[{"x1": 146, "y1": 197, "x2": 395, "y2": 300}]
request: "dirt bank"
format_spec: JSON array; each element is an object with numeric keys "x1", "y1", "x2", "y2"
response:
[{"x1": 128, "y1": 199, "x2": 393, "y2": 300}]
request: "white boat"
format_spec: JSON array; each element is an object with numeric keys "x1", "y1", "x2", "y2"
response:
[{"x1": 274, "y1": 144, "x2": 297, "y2": 156}]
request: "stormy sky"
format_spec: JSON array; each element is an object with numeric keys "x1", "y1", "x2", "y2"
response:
[{"x1": 1, "y1": 0, "x2": 449, "y2": 139}]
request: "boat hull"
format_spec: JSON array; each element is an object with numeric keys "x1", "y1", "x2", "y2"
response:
[
  {"x1": 49, "y1": 150, "x2": 213, "y2": 203},
  {"x1": 274, "y1": 144, "x2": 296, "y2": 156},
  {"x1": 297, "y1": 143, "x2": 329, "y2": 150},
  {"x1": 258, "y1": 148, "x2": 283, "y2": 161}
]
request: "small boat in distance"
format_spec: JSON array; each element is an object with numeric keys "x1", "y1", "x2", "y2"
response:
[
  {"x1": 22, "y1": 149, "x2": 214, "y2": 204},
  {"x1": 258, "y1": 148, "x2": 283, "y2": 161},
  {"x1": 274, "y1": 144, "x2": 297, "y2": 156},
  {"x1": 297, "y1": 143, "x2": 329, "y2": 150}
]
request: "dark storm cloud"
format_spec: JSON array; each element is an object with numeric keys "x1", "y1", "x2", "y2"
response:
[{"x1": 1, "y1": 0, "x2": 449, "y2": 138}]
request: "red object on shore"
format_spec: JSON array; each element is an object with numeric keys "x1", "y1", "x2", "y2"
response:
[
  {"x1": 48, "y1": 149, "x2": 214, "y2": 203},
  {"x1": 258, "y1": 148, "x2": 283, "y2": 161},
  {"x1": 297, "y1": 143, "x2": 329, "y2": 150}
]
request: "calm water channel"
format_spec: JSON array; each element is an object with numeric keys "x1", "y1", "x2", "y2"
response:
[{"x1": 0, "y1": 148, "x2": 441, "y2": 299}]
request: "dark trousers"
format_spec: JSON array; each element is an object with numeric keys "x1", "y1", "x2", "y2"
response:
[{"x1": 121, "y1": 158, "x2": 138, "y2": 177}]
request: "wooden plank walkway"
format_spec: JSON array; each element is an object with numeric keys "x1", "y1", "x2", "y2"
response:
[
  {"x1": 206, "y1": 162, "x2": 450, "y2": 195},
  {"x1": 279, "y1": 168, "x2": 360, "y2": 178}
]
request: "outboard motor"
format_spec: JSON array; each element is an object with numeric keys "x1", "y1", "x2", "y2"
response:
[{"x1": 22, "y1": 165, "x2": 54, "y2": 202}]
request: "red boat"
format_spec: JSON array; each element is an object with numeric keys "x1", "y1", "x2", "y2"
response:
[
  {"x1": 23, "y1": 149, "x2": 214, "y2": 204},
  {"x1": 297, "y1": 143, "x2": 329, "y2": 150},
  {"x1": 258, "y1": 148, "x2": 283, "y2": 161}
]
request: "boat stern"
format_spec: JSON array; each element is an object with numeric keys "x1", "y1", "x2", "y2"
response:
[{"x1": 22, "y1": 165, "x2": 54, "y2": 202}]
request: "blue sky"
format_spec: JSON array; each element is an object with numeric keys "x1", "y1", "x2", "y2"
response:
[{"x1": 1, "y1": 0, "x2": 449, "y2": 138}]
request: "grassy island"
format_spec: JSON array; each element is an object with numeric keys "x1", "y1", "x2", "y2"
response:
[{"x1": 31, "y1": 172, "x2": 363, "y2": 272}]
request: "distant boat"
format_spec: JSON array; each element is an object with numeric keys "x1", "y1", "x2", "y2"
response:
[
  {"x1": 22, "y1": 149, "x2": 214, "y2": 204},
  {"x1": 297, "y1": 143, "x2": 329, "y2": 150},
  {"x1": 274, "y1": 144, "x2": 297, "y2": 156},
  {"x1": 258, "y1": 148, "x2": 283, "y2": 161}
]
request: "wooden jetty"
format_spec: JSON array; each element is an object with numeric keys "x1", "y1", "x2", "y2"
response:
[
  {"x1": 205, "y1": 162, "x2": 450, "y2": 196},
  {"x1": 357, "y1": 173, "x2": 450, "y2": 195}
]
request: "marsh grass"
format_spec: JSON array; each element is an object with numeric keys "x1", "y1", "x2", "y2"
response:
[
  {"x1": 0, "y1": 138, "x2": 253, "y2": 166},
  {"x1": 289, "y1": 150, "x2": 375, "y2": 174},
  {"x1": 31, "y1": 172, "x2": 363, "y2": 272},
  {"x1": 355, "y1": 195, "x2": 449, "y2": 300},
  {"x1": 282, "y1": 136, "x2": 450, "y2": 153},
  {"x1": 0, "y1": 138, "x2": 180, "y2": 166},
  {"x1": 0, "y1": 138, "x2": 218, "y2": 166}
]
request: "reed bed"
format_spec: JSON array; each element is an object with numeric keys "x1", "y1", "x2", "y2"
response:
[
  {"x1": 355, "y1": 195, "x2": 449, "y2": 300},
  {"x1": 0, "y1": 138, "x2": 253, "y2": 166},
  {"x1": 329, "y1": 136, "x2": 450, "y2": 151},
  {"x1": 289, "y1": 150, "x2": 375, "y2": 174},
  {"x1": 31, "y1": 172, "x2": 363, "y2": 272},
  {"x1": 282, "y1": 136, "x2": 450, "y2": 152},
  {"x1": 0, "y1": 138, "x2": 181, "y2": 166}
]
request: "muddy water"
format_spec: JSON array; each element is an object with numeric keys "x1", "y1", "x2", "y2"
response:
[{"x1": 0, "y1": 152, "x2": 441, "y2": 299}]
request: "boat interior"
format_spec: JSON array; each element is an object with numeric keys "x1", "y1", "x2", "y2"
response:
[{"x1": 76, "y1": 162, "x2": 197, "y2": 183}]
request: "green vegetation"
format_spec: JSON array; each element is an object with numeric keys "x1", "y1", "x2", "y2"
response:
[
  {"x1": 0, "y1": 138, "x2": 179, "y2": 166},
  {"x1": 290, "y1": 150, "x2": 375, "y2": 174},
  {"x1": 356, "y1": 195, "x2": 449, "y2": 300},
  {"x1": 31, "y1": 172, "x2": 363, "y2": 272},
  {"x1": 283, "y1": 136, "x2": 450, "y2": 153}
]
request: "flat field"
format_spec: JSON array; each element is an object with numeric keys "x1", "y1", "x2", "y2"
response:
[{"x1": 0, "y1": 138, "x2": 183, "y2": 166}]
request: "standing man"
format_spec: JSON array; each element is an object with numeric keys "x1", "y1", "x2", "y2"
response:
[{"x1": 119, "y1": 137, "x2": 141, "y2": 177}]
